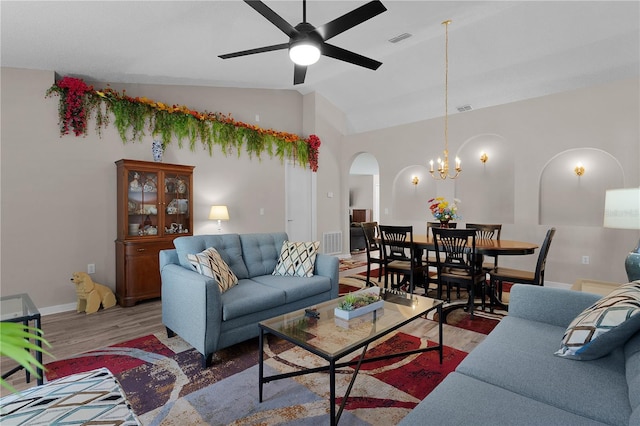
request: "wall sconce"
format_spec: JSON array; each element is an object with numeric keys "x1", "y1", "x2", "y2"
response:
[
  {"x1": 574, "y1": 162, "x2": 585, "y2": 177},
  {"x1": 411, "y1": 176, "x2": 419, "y2": 186},
  {"x1": 480, "y1": 152, "x2": 489, "y2": 164},
  {"x1": 209, "y1": 205, "x2": 229, "y2": 233}
]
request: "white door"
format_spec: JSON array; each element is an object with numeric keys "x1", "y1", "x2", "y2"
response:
[{"x1": 285, "y1": 161, "x2": 313, "y2": 241}]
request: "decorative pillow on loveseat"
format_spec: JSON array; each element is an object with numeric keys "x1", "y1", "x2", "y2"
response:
[
  {"x1": 556, "y1": 281, "x2": 640, "y2": 360},
  {"x1": 272, "y1": 240, "x2": 320, "y2": 277},
  {"x1": 187, "y1": 247, "x2": 238, "y2": 292}
]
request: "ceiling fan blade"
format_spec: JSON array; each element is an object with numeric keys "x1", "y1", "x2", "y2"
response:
[
  {"x1": 244, "y1": 0, "x2": 298, "y2": 38},
  {"x1": 316, "y1": 0, "x2": 387, "y2": 41},
  {"x1": 219, "y1": 43, "x2": 289, "y2": 59},
  {"x1": 293, "y1": 64, "x2": 307, "y2": 85},
  {"x1": 321, "y1": 43, "x2": 382, "y2": 70}
]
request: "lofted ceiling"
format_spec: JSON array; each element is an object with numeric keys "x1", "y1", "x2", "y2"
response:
[{"x1": 1, "y1": 1, "x2": 639, "y2": 134}]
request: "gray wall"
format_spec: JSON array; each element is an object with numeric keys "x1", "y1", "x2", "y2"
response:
[
  {"x1": 1, "y1": 67, "x2": 638, "y2": 313},
  {"x1": 342, "y1": 77, "x2": 640, "y2": 285}
]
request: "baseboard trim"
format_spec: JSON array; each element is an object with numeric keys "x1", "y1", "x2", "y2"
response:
[
  {"x1": 40, "y1": 302, "x2": 76, "y2": 316},
  {"x1": 543, "y1": 281, "x2": 571, "y2": 290}
]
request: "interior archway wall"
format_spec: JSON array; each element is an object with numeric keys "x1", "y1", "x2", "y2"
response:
[
  {"x1": 539, "y1": 148, "x2": 624, "y2": 226},
  {"x1": 454, "y1": 133, "x2": 515, "y2": 224},
  {"x1": 391, "y1": 165, "x2": 433, "y2": 225}
]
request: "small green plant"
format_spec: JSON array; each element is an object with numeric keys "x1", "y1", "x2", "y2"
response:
[
  {"x1": 0, "y1": 322, "x2": 52, "y2": 392},
  {"x1": 337, "y1": 293, "x2": 381, "y2": 311}
]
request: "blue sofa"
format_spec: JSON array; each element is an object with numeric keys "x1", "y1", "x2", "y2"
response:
[
  {"x1": 400, "y1": 284, "x2": 640, "y2": 426},
  {"x1": 159, "y1": 232, "x2": 339, "y2": 367}
]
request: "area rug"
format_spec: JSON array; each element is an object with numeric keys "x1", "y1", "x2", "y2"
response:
[
  {"x1": 45, "y1": 322, "x2": 468, "y2": 425},
  {"x1": 339, "y1": 258, "x2": 368, "y2": 272}
]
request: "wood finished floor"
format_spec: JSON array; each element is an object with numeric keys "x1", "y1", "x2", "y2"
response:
[{"x1": 2, "y1": 253, "x2": 487, "y2": 397}]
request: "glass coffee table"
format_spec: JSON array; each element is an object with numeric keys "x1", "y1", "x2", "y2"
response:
[
  {"x1": 1, "y1": 293, "x2": 44, "y2": 386},
  {"x1": 258, "y1": 289, "x2": 443, "y2": 425}
]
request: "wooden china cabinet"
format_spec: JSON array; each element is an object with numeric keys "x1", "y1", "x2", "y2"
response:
[{"x1": 115, "y1": 159, "x2": 195, "y2": 307}]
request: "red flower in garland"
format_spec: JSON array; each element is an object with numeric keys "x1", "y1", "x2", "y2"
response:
[
  {"x1": 306, "y1": 134, "x2": 321, "y2": 172},
  {"x1": 55, "y1": 77, "x2": 93, "y2": 136}
]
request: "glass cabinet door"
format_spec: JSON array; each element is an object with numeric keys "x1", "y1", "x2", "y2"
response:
[
  {"x1": 127, "y1": 170, "x2": 159, "y2": 236},
  {"x1": 163, "y1": 173, "x2": 190, "y2": 236}
]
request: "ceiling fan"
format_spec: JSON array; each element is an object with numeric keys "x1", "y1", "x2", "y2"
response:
[{"x1": 219, "y1": 0, "x2": 387, "y2": 85}]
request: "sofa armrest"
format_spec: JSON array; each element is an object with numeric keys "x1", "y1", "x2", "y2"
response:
[
  {"x1": 161, "y1": 263, "x2": 223, "y2": 356},
  {"x1": 508, "y1": 284, "x2": 601, "y2": 328},
  {"x1": 315, "y1": 254, "x2": 340, "y2": 299}
]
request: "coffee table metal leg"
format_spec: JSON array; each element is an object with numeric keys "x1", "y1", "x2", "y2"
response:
[
  {"x1": 258, "y1": 328, "x2": 264, "y2": 402},
  {"x1": 35, "y1": 315, "x2": 43, "y2": 386},
  {"x1": 438, "y1": 304, "x2": 443, "y2": 363},
  {"x1": 329, "y1": 360, "x2": 336, "y2": 426}
]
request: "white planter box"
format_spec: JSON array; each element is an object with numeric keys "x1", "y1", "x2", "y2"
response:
[{"x1": 334, "y1": 300, "x2": 384, "y2": 320}]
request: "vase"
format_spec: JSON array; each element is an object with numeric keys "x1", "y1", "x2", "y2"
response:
[
  {"x1": 439, "y1": 220, "x2": 450, "y2": 228},
  {"x1": 152, "y1": 140, "x2": 164, "y2": 162}
]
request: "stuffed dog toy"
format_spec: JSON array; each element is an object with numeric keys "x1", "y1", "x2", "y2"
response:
[{"x1": 71, "y1": 272, "x2": 117, "y2": 314}]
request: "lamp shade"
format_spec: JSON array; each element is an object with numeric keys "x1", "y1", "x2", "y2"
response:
[
  {"x1": 603, "y1": 188, "x2": 640, "y2": 230},
  {"x1": 209, "y1": 205, "x2": 229, "y2": 221}
]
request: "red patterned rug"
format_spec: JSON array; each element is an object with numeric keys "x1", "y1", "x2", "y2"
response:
[{"x1": 46, "y1": 322, "x2": 468, "y2": 424}]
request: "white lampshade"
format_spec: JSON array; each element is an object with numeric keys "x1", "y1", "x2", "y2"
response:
[
  {"x1": 603, "y1": 188, "x2": 640, "y2": 230},
  {"x1": 209, "y1": 205, "x2": 229, "y2": 221},
  {"x1": 289, "y1": 42, "x2": 320, "y2": 66}
]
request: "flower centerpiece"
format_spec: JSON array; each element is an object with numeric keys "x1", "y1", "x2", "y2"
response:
[
  {"x1": 428, "y1": 197, "x2": 461, "y2": 226},
  {"x1": 335, "y1": 288, "x2": 384, "y2": 320}
]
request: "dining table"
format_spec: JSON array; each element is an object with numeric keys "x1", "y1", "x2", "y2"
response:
[{"x1": 379, "y1": 234, "x2": 539, "y2": 309}]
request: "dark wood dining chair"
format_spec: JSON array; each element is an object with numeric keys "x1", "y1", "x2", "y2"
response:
[
  {"x1": 360, "y1": 221, "x2": 386, "y2": 286},
  {"x1": 487, "y1": 228, "x2": 556, "y2": 312},
  {"x1": 424, "y1": 222, "x2": 458, "y2": 295},
  {"x1": 431, "y1": 228, "x2": 486, "y2": 318},
  {"x1": 466, "y1": 223, "x2": 502, "y2": 272},
  {"x1": 379, "y1": 225, "x2": 427, "y2": 294}
]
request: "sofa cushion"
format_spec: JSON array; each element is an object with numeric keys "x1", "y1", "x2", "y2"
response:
[
  {"x1": 220, "y1": 279, "x2": 286, "y2": 321},
  {"x1": 251, "y1": 274, "x2": 332, "y2": 303},
  {"x1": 556, "y1": 281, "x2": 640, "y2": 360},
  {"x1": 399, "y1": 372, "x2": 608, "y2": 426},
  {"x1": 625, "y1": 330, "x2": 640, "y2": 423},
  {"x1": 187, "y1": 247, "x2": 238, "y2": 293},
  {"x1": 272, "y1": 240, "x2": 319, "y2": 277},
  {"x1": 239, "y1": 232, "x2": 288, "y2": 277},
  {"x1": 174, "y1": 234, "x2": 249, "y2": 279},
  {"x1": 456, "y1": 316, "x2": 631, "y2": 425}
]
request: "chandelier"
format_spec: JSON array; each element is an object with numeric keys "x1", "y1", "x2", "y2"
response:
[{"x1": 430, "y1": 19, "x2": 461, "y2": 180}]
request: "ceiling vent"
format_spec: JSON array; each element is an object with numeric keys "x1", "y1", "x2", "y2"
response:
[
  {"x1": 388, "y1": 33, "x2": 412, "y2": 43},
  {"x1": 456, "y1": 104, "x2": 473, "y2": 113}
]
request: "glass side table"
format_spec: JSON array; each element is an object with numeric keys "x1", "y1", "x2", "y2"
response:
[{"x1": 1, "y1": 293, "x2": 43, "y2": 386}]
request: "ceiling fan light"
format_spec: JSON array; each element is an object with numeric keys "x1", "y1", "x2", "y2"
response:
[{"x1": 289, "y1": 42, "x2": 320, "y2": 66}]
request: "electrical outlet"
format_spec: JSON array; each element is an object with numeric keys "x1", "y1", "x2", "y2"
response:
[
  {"x1": 581, "y1": 256, "x2": 590, "y2": 265},
  {"x1": 87, "y1": 263, "x2": 96, "y2": 274}
]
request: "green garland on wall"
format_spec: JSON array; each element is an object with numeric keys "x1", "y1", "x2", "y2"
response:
[{"x1": 46, "y1": 76, "x2": 320, "y2": 171}]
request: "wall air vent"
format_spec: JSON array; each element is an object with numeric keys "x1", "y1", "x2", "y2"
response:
[
  {"x1": 456, "y1": 105, "x2": 473, "y2": 112},
  {"x1": 388, "y1": 33, "x2": 412, "y2": 43}
]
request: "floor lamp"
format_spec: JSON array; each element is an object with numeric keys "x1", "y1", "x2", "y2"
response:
[
  {"x1": 604, "y1": 188, "x2": 640, "y2": 282},
  {"x1": 209, "y1": 205, "x2": 229, "y2": 233}
]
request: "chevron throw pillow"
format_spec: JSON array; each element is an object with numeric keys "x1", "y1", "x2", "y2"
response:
[
  {"x1": 187, "y1": 247, "x2": 238, "y2": 292},
  {"x1": 556, "y1": 281, "x2": 640, "y2": 360},
  {"x1": 272, "y1": 241, "x2": 320, "y2": 278}
]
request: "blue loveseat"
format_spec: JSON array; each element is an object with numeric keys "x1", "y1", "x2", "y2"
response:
[
  {"x1": 159, "y1": 232, "x2": 339, "y2": 367},
  {"x1": 400, "y1": 284, "x2": 640, "y2": 426}
]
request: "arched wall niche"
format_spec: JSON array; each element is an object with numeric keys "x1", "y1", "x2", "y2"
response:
[
  {"x1": 539, "y1": 148, "x2": 624, "y2": 226},
  {"x1": 348, "y1": 152, "x2": 380, "y2": 223},
  {"x1": 391, "y1": 165, "x2": 434, "y2": 221},
  {"x1": 454, "y1": 133, "x2": 515, "y2": 224}
]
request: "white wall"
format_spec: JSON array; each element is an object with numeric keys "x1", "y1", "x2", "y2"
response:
[
  {"x1": 0, "y1": 68, "x2": 303, "y2": 311},
  {"x1": 342, "y1": 77, "x2": 640, "y2": 285}
]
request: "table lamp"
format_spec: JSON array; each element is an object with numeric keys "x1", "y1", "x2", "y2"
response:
[
  {"x1": 603, "y1": 188, "x2": 640, "y2": 281},
  {"x1": 209, "y1": 205, "x2": 229, "y2": 233}
]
